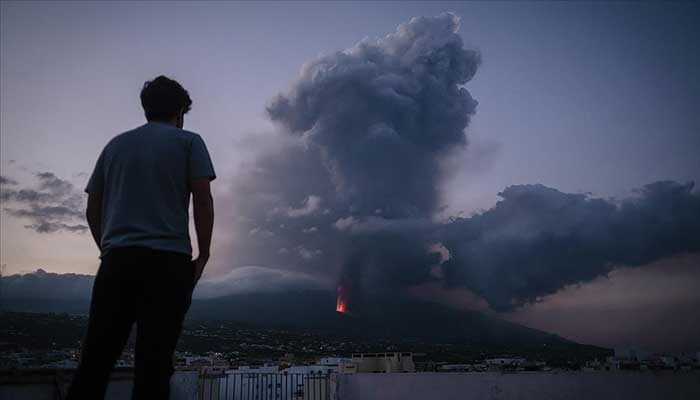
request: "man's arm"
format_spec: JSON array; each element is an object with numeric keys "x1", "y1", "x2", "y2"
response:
[
  {"x1": 86, "y1": 192, "x2": 102, "y2": 251},
  {"x1": 191, "y1": 177, "x2": 214, "y2": 285}
]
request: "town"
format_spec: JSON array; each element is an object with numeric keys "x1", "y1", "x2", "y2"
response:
[{"x1": 2, "y1": 312, "x2": 698, "y2": 374}]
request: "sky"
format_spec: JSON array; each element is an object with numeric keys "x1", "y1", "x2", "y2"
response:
[{"x1": 1, "y1": 1, "x2": 699, "y2": 352}]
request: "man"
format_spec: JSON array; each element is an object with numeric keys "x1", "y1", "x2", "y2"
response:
[{"x1": 66, "y1": 76, "x2": 215, "y2": 399}]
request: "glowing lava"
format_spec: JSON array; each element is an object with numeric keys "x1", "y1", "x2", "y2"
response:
[{"x1": 336, "y1": 285, "x2": 348, "y2": 314}]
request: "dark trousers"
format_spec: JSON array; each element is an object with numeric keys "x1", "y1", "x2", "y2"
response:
[{"x1": 66, "y1": 246, "x2": 195, "y2": 400}]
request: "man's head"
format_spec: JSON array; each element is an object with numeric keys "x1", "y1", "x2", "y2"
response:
[{"x1": 140, "y1": 75, "x2": 192, "y2": 128}]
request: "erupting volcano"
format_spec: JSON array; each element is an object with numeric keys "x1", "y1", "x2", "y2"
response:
[{"x1": 336, "y1": 285, "x2": 348, "y2": 314}]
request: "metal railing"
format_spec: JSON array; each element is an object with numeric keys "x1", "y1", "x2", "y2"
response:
[{"x1": 199, "y1": 372, "x2": 331, "y2": 400}]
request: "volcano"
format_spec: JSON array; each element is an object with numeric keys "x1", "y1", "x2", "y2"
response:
[
  {"x1": 186, "y1": 289, "x2": 602, "y2": 353},
  {"x1": 0, "y1": 272, "x2": 606, "y2": 354}
]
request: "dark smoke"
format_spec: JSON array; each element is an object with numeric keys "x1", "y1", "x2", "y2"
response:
[
  {"x1": 224, "y1": 13, "x2": 479, "y2": 309},
  {"x1": 221, "y1": 13, "x2": 700, "y2": 313},
  {"x1": 440, "y1": 181, "x2": 700, "y2": 311},
  {"x1": 267, "y1": 12, "x2": 479, "y2": 219}
]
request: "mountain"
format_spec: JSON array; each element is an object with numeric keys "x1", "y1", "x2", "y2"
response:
[
  {"x1": 1, "y1": 271, "x2": 606, "y2": 354},
  {"x1": 188, "y1": 290, "x2": 582, "y2": 350},
  {"x1": 1, "y1": 269, "x2": 93, "y2": 314}
]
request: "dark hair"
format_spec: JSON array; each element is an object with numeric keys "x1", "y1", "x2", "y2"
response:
[{"x1": 140, "y1": 75, "x2": 192, "y2": 122}]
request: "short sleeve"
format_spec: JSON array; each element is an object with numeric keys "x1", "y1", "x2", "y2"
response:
[
  {"x1": 85, "y1": 149, "x2": 106, "y2": 194},
  {"x1": 189, "y1": 135, "x2": 216, "y2": 181}
]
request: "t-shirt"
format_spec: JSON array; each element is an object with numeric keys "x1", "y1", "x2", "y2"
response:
[{"x1": 85, "y1": 121, "x2": 216, "y2": 257}]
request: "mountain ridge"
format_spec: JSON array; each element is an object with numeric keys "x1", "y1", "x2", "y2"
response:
[{"x1": 1, "y1": 272, "x2": 607, "y2": 354}]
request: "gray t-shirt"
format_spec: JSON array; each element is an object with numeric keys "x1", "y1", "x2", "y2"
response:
[{"x1": 85, "y1": 121, "x2": 216, "y2": 257}]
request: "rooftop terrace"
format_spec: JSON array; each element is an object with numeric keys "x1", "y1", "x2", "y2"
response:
[{"x1": 2, "y1": 368, "x2": 700, "y2": 400}]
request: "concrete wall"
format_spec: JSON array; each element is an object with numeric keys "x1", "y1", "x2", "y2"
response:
[
  {"x1": 335, "y1": 372, "x2": 700, "y2": 400},
  {"x1": 0, "y1": 370, "x2": 199, "y2": 400},
  {"x1": 4, "y1": 370, "x2": 700, "y2": 400}
]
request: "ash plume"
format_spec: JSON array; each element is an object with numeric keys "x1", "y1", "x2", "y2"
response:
[
  {"x1": 267, "y1": 12, "x2": 479, "y2": 219},
  {"x1": 440, "y1": 181, "x2": 700, "y2": 311},
  {"x1": 227, "y1": 12, "x2": 479, "y2": 310},
  {"x1": 222, "y1": 13, "x2": 700, "y2": 314}
]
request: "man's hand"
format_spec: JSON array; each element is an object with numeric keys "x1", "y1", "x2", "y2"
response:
[
  {"x1": 192, "y1": 253, "x2": 209, "y2": 287},
  {"x1": 86, "y1": 192, "x2": 103, "y2": 251},
  {"x1": 190, "y1": 177, "x2": 214, "y2": 288}
]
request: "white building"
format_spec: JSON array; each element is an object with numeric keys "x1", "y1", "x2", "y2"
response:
[
  {"x1": 283, "y1": 365, "x2": 335, "y2": 375},
  {"x1": 319, "y1": 357, "x2": 351, "y2": 366},
  {"x1": 228, "y1": 364, "x2": 280, "y2": 374},
  {"x1": 350, "y1": 352, "x2": 415, "y2": 373},
  {"x1": 614, "y1": 347, "x2": 650, "y2": 362},
  {"x1": 485, "y1": 358, "x2": 526, "y2": 367}
]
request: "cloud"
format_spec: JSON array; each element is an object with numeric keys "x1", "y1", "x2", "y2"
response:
[
  {"x1": 217, "y1": 14, "x2": 700, "y2": 316},
  {"x1": 5, "y1": 205, "x2": 83, "y2": 220},
  {"x1": 0, "y1": 172, "x2": 87, "y2": 233},
  {"x1": 296, "y1": 246, "x2": 322, "y2": 260},
  {"x1": 0, "y1": 175, "x2": 18, "y2": 186},
  {"x1": 36, "y1": 172, "x2": 75, "y2": 196},
  {"x1": 333, "y1": 216, "x2": 358, "y2": 231},
  {"x1": 440, "y1": 181, "x2": 700, "y2": 311},
  {"x1": 408, "y1": 282, "x2": 492, "y2": 314},
  {"x1": 222, "y1": 13, "x2": 479, "y2": 300},
  {"x1": 262, "y1": 13, "x2": 480, "y2": 306},
  {"x1": 277, "y1": 195, "x2": 322, "y2": 217},
  {"x1": 506, "y1": 253, "x2": 700, "y2": 353},
  {"x1": 193, "y1": 266, "x2": 330, "y2": 298},
  {"x1": 23, "y1": 221, "x2": 89, "y2": 233},
  {"x1": 267, "y1": 13, "x2": 479, "y2": 220}
]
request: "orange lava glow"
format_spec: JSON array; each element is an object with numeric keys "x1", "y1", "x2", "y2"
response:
[{"x1": 336, "y1": 285, "x2": 348, "y2": 313}]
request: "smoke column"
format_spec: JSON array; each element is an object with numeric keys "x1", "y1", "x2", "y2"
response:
[
  {"x1": 265, "y1": 13, "x2": 480, "y2": 309},
  {"x1": 224, "y1": 13, "x2": 700, "y2": 314}
]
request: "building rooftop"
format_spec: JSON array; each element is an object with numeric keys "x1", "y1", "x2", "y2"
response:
[{"x1": 2, "y1": 368, "x2": 700, "y2": 400}]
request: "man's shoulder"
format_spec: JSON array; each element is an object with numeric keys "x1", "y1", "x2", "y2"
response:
[
  {"x1": 143, "y1": 122, "x2": 201, "y2": 142},
  {"x1": 102, "y1": 126, "x2": 141, "y2": 151},
  {"x1": 105, "y1": 124, "x2": 201, "y2": 149},
  {"x1": 175, "y1": 128, "x2": 201, "y2": 140}
]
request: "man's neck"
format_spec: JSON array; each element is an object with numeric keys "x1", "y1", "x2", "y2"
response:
[{"x1": 148, "y1": 119, "x2": 179, "y2": 128}]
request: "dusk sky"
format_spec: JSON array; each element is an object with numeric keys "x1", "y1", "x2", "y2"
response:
[{"x1": 1, "y1": 1, "x2": 699, "y2": 352}]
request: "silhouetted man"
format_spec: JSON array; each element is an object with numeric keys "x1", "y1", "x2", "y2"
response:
[{"x1": 67, "y1": 76, "x2": 215, "y2": 400}]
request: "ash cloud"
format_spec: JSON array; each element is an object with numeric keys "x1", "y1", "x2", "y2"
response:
[
  {"x1": 0, "y1": 172, "x2": 87, "y2": 233},
  {"x1": 222, "y1": 13, "x2": 700, "y2": 314},
  {"x1": 267, "y1": 12, "x2": 479, "y2": 219},
  {"x1": 225, "y1": 13, "x2": 479, "y2": 308},
  {"x1": 440, "y1": 181, "x2": 700, "y2": 311}
]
